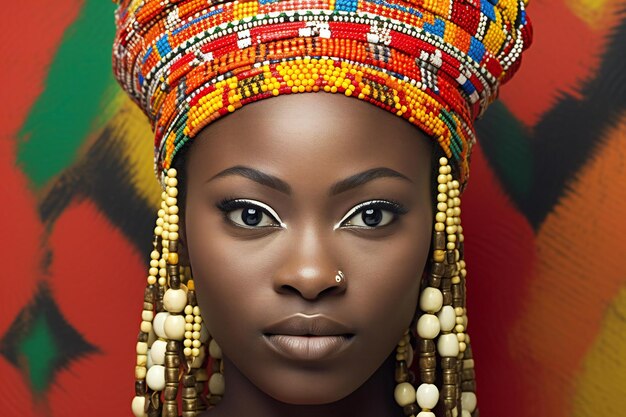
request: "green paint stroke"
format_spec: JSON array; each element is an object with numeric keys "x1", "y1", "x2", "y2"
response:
[
  {"x1": 18, "y1": 314, "x2": 60, "y2": 394},
  {"x1": 478, "y1": 101, "x2": 533, "y2": 199},
  {"x1": 17, "y1": 0, "x2": 118, "y2": 188}
]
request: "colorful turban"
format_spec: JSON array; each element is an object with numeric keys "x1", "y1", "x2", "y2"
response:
[{"x1": 112, "y1": 0, "x2": 532, "y2": 188}]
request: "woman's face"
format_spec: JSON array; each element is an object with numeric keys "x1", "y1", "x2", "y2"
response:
[{"x1": 184, "y1": 93, "x2": 433, "y2": 404}]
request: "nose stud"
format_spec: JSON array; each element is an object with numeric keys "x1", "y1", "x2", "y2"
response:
[{"x1": 335, "y1": 270, "x2": 345, "y2": 283}]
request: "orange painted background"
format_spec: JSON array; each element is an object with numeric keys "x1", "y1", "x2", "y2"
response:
[{"x1": 0, "y1": 1, "x2": 624, "y2": 416}]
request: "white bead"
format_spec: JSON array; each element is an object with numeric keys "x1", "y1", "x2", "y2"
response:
[
  {"x1": 209, "y1": 372, "x2": 225, "y2": 395},
  {"x1": 150, "y1": 340, "x2": 167, "y2": 365},
  {"x1": 461, "y1": 411, "x2": 471, "y2": 417},
  {"x1": 461, "y1": 392, "x2": 477, "y2": 412},
  {"x1": 437, "y1": 333, "x2": 460, "y2": 357},
  {"x1": 417, "y1": 314, "x2": 440, "y2": 339},
  {"x1": 146, "y1": 350, "x2": 154, "y2": 369},
  {"x1": 417, "y1": 413, "x2": 435, "y2": 417},
  {"x1": 136, "y1": 354, "x2": 147, "y2": 367},
  {"x1": 437, "y1": 306, "x2": 456, "y2": 332},
  {"x1": 191, "y1": 346, "x2": 206, "y2": 368},
  {"x1": 416, "y1": 383, "x2": 439, "y2": 409},
  {"x1": 394, "y1": 382, "x2": 416, "y2": 406},
  {"x1": 140, "y1": 320, "x2": 152, "y2": 333},
  {"x1": 153, "y1": 312, "x2": 169, "y2": 339},
  {"x1": 163, "y1": 289, "x2": 187, "y2": 313},
  {"x1": 146, "y1": 365, "x2": 166, "y2": 391},
  {"x1": 209, "y1": 339, "x2": 222, "y2": 359},
  {"x1": 136, "y1": 342, "x2": 148, "y2": 355},
  {"x1": 164, "y1": 314, "x2": 186, "y2": 340},
  {"x1": 131, "y1": 395, "x2": 148, "y2": 417},
  {"x1": 142, "y1": 310, "x2": 154, "y2": 322},
  {"x1": 419, "y1": 287, "x2": 443, "y2": 313}
]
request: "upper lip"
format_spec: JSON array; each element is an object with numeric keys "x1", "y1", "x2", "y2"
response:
[{"x1": 263, "y1": 314, "x2": 354, "y2": 337}]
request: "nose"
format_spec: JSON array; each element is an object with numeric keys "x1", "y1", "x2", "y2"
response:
[{"x1": 273, "y1": 228, "x2": 345, "y2": 301}]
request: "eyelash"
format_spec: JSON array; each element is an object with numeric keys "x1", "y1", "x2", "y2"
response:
[
  {"x1": 216, "y1": 198, "x2": 407, "y2": 230},
  {"x1": 335, "y1": 200, "x2": 408, "y2": 229},
  {"x1": 216, "y1": 198, "x2": 285, "y2": 228}
]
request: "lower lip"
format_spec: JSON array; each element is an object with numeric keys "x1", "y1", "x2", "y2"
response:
[{"x1": 264, "y1": 334, "x2": 353, "y2": 361}]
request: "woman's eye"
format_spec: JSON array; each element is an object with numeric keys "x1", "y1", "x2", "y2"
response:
[
  {"x1": 217, "y1": 199, "x2": 284, "y2": 229},
  {"x1": 227, "y1": 207, "x2": 278, "y2": 227},
  {"x1": 337, "y1": 200, "x2": 407, "y2": 229}
]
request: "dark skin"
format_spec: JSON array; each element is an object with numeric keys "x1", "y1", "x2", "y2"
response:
[{"x1": 180, "y1": 93, "x2": 434, "y2": 417}]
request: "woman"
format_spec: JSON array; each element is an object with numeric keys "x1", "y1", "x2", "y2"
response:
[{"x1": 112, "y1": 1, "x2": 533, "y2": 416}]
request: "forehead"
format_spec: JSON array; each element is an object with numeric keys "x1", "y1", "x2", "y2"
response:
[{"x1": 185, "y1": 93, "x2": 433, "y2": 189}]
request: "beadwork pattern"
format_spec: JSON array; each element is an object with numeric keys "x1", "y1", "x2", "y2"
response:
[{"x1": 112, "y1": 0, "x2": 532, "y2": 188}]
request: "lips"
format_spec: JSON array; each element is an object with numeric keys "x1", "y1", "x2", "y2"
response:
[{"x1": 262, "y1": 314, "x2": 354, "y2": 361}]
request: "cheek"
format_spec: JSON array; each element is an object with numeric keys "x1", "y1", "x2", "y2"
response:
[{"x1": 346, "y1": 217, "x2": 432, "y2": 339}]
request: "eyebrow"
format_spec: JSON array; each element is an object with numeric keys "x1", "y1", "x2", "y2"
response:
[
  {"x1": 329, "y1": 167, "x2": 412, "y2": 195},
  {"x1": 208, "y1": 165, "x2": 292, "y2": 194},
  {"x1": 207, "y1": 166, "x2": 412, "y2": 195}
]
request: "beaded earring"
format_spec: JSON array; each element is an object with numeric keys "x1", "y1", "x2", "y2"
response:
[
  {"x1": 132, "y1": 168, "x2": 209, "y2": 417},
  {"x1": 393, "y1": 157, "x2": 478, "y2": 417}
]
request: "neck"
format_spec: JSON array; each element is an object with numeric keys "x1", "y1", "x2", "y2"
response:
[{"x1": 200, "y1": 354, "x2": 402, "y2": 417}]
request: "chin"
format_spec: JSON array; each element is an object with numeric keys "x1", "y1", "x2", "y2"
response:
[
  {"x1": 256, "y1": 371, "x2": 359, "y2": 405},
  {"x1": 270, "y1": 389, "x2": 349, "y2": 406}
]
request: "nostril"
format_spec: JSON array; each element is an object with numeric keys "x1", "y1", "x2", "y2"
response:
[
  {"x1": 278, "y1": 284, "x2": 301, "y2": 296},
  {"x1": 318, "y1": 285, "x2": 342, "y2": 298}
]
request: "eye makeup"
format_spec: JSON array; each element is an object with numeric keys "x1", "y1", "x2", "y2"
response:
[
  {"x1": 216, "y1": 198, "x2": 286, "y2": 229},
  {"x1": 334, "y1": 199, "x2": 408, "y2": 230}
]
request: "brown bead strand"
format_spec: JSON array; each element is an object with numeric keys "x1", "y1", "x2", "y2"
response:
[
  {"x1": 432, "y1": 158, "x2": 462, "y2": 417},
  {"x1": 194, "y1": 368, "x2": 209, "y2": 412},
  {"x1": 162, "y1": 169, "x2": 186, "y2": 417},
  {"x1": 181, "y1": 374, "x2": 198, "y2": 417},
  {"x1": 163, "y1": 340, "x2": 181, "y2": 417},
  {"x1": 461, "y1": 342, "x2": 478, "y2": 416},
  {"x1": 184, "y1": 283, "x2": 206, "y2": 414},
  {"x1": 455, "y1": 198, "x2": 479, "y2": 417},
  {"x1": 181, "y1": 263, "x2": 210, "y2": 413},
  {"x1": 394, "y1": 329, "x2": 419, "y2": 416},
  {"x1": 132, "y1": 202, "x2": 170, "y2": 417}
]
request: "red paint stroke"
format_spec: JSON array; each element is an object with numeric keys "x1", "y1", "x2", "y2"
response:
[
  {"x1": 46, "y1": 199, "x2": 146, "y2": 416},
  {"x1": 0, "y1": 0, "x2": 83, "y2": 142},
  {"x1": 500, "y1": 1, "x2": 620, "y2": 127},
  {"x1": 462, "y1": 145, "x2": 536, "y2": 417}
]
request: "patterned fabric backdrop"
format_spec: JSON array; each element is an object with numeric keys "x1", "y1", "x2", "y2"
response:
[{"x1": 1, "y1": 1, "x2": 625, "y2": 416}]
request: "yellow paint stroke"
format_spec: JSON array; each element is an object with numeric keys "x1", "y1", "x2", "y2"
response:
[
  {"x1": 573, "y1": 283, "x2": 626, "y2": 416},
  {"x1": 106, "y1": 90, "x2": 161, "y2": 207},
  {"x1": 566, "y1": 0, "x2": 624, "y2": 29},
  {"x1": 509, "y1": 114, "x2": 626, "y2": 417}
]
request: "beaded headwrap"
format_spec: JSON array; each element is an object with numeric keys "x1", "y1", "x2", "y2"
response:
[{"x1": 112, "y1": 1, "x2": 532, "y2": 416}]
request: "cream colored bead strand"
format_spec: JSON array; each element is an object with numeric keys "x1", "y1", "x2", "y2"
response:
[
  {"x1": 208, "y1": 338, "x2": 225, "y2": 405},
  {"x1": 132, "y1": 194, "x2": 175, "y2": 417},
  {"x1": 161, "y1": 169, "x2": 187, "y2": 416},
  {"x1": 434, "y1": 157, "x2": 462, "y2": 416},
  {"x1": 460, "y1": 343, "x2": 478, "y2": 417},
  {"x1": 393, "y1": 330, "x2": 420, "y2": 416}
]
